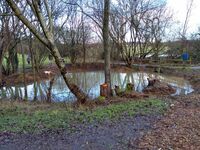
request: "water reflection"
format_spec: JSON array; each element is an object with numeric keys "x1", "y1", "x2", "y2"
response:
[{"x1": 0, "y1": 71, "x2": 194, "y2": 102}]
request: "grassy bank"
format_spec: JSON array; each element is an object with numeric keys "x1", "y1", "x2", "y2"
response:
[
  {"x1": 0, "y1": 99, "x2": 168, "y2": 133},
  {"x1": 2, "y1": 54, "x2": 72, "y2": 70}
]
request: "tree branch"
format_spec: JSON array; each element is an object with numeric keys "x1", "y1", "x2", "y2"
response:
[{"x1": 5, "y1": 0, "x2": 49, "y2": 47}]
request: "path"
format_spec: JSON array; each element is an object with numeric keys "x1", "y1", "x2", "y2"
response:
[
  {"x1": 0, "y1": 114, "x2": 161, "y2": 150},
  {"x1": 112, "y1": 61, "x2": 200, "y2": 70},
  {"x1": 132, "y1": 64, "x2": 200, "y2": 70},
  {"x1": 138, "y1": 94, "x2": 200, "y2": 149}
]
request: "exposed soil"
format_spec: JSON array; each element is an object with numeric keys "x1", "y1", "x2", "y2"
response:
[
  {"x1": 138, "y1": 94, "x2": 200, "y2": 149},
  {"x1": 0, "y1": 114, "x2": 161, "y2": 150},
  {"x1": 143, "y1": 79, "x2": 176, "y2": 95},
  {"x1": 136, "y1": 66, "x2": 200, "y2": 149},
  {"x1": 3, "y1": 65, "x2": 59, "y2": 87},
  {"x1": 189, "y1": 76, "x2": 200, "y2": 94}
]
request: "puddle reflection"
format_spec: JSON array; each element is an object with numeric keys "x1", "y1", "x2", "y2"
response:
[{"x1": 0, "y1": 71, "x2": 194, "y2": 101}]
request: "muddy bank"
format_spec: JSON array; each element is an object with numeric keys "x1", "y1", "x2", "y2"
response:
[
  {"x1": 143, "y1": 79, "x2": 176, "y2": 95},
  {"x1": 187, "y1": 75, "x2": 200, "y2": 94},
  {"x1": 65, "y1": 63, "x2": 130, "y2": 72},
  {"x1": 136, "y1": 64, "x2": 200, "y2": 94}
]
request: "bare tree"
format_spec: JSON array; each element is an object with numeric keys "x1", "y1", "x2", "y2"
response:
[
  {"x1": 61, "y1": 0, "x2": 112, "y2": 96},
  {"x1": 20, "y1": 33, "x2": 28, "y2": 100},
  {"x1": 190, "y1": 27, "x2": 200, "y2": 62},
  {"x1": 180, "y1": 0, "x2": 194, "y2": 54},
  {"x1": 0, "y1": 0, "x2": 22, "y2": 76},
  {"x1": 110, "y1": 0, "x2": 171, "y2": 66},
  {"x1": 182, "y1": 0, "x2": 194, "y2": 39},
  {"x1": 5, "y1": 0, "x2": 87, "y2": 103},
  {"x1": 103, "y1": 0, "x2": 111, "y2": 96}
]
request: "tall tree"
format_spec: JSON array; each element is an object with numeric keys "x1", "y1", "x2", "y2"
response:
[
  {"x1": 181, "y1": 0, "x2": 194, "y2": 54},
  {"x1": 182, "y1": 0, "x2": 194, "y2": 38},
  {"x1": 5, "y1": 0, "x2": 87, "y2": 103},
  {"x1": 103, "y1": 0, "x2": 111, "y2": 96},
  {"x1": 0, "y1": 0, "x2": 21, "y2": 76},
  {"x1": 20, "y1": 34, "x2": 28, "y2": 100},
  {"x1": 109, "y1": 0, "x2": 171, "y2": 66}
]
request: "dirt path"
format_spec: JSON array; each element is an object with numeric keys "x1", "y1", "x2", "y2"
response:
[
  {"x1": 138, "y1": 94, "x2": 200, "y2": 149},
  {"x1": 0, "y1": 114, "x2": 161, "y2": 150}
]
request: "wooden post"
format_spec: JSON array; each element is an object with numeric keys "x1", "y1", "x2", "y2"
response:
[{"x1": 100, "y1": 83, "x2": 108, "y2": 97}]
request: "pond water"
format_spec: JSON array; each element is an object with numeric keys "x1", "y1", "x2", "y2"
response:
[{"x1": 0, "y1": 71, "x2": 194, "y2": 102}]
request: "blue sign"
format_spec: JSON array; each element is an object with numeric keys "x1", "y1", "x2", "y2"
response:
[{"x1": 182, "y1": 53, "x2": 189, "y2": 61}]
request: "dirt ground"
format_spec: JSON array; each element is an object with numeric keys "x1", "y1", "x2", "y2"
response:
[
  {"x1": 138, "y1": 94, "x2": 200, "y2": 150},
  {"x1": 0, "y1": 114, "x2": 161, "y2": 150},
  {"x1": 137, "y1": 65, "x2": 200, "y2": 149}
]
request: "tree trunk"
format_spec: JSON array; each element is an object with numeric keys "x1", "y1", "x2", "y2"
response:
[
  {"x1": 81, "y1": 14, "x2": 86, "y2": 64},
  {"x1": 0, "y1": 57, "x2": 3, "y2": 79},
  {"x1": 5, "y1": 0, "x2": 87, "y2": 103},
  {"x1": 50, "y1": 43, "x2": 87, "y2": 103},
  {"x1": 46, "y1": 77, "x2": 55, "y2": 103},
  {"x1": 21, "y1": 41, "x2": 28, "y2": 100},
  {"x1": 83, "y1": 41, "x2": 86, "y2": 64},
  {"x1": 29, "y1": 35, "x2": 37, "y2": 101},
  {"x1": 103, "y1": 0, "x2": 111, "y2": 96},
  {"x1": 100, "y1": 83, "x2": 109, "y2": 97},
  {"x1": 0, "y1": 39, "x2": 4, "y2": 79}
]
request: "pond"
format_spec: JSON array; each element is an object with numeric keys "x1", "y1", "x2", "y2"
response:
[{"x1": 0, "y1": 71, "x2": 194, "y2": 102}]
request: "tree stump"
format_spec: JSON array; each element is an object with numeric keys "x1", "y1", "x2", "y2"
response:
[
  {"x1": 114, "y1": 85, "x2": 124, "y2": 96},
  {"x1": 46, "y1": 77, "x2": 55, "y2": 103},
  {"x1": 100, "y1": 83, "x2": 109, "y2": 97},
  {"x1": 147, "y1": 78, "x2": 157, "y2": 86},
  {"x1": 126, "y1": 83, "x2": 134, "y2": 91}
]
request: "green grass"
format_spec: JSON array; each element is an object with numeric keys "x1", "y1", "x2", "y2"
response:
[
  {"x1": 2, "y1": 54, "x2": 51, "y2": 69},
  {"x1": 0, "y1": 99, "x2": 168, "y2": 133},
  {"x1": 2, "y1": 54, "x2": 71, "y2": 70}
]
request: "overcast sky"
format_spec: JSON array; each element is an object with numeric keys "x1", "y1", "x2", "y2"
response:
[{"x1": 167, "y1": 0, "x2": 200, "y2": 34}]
